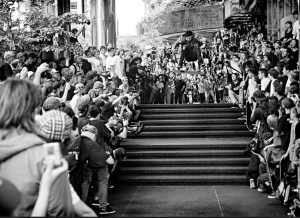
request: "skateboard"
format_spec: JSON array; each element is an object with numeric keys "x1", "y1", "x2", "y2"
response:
[{"x1": 173, "y1": 70, "x2": 203, "y2": 75}]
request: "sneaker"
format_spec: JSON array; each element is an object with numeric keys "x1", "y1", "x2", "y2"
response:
[
  {"x1": 250, "y1": 179, "x2": 256, "y2": 189},
  {"x1": 99, "y1": 206, "x2": 116, "y2": 215},
  {"x1": 268, "y1": 192, "x2": 277, "y2": 199},
  {"x1": 133, "y1": 110, "x2": 141, "y2": 121},
  {"x1": 231, "y1": 103, "x2": 239, "y2": 109},
  {"x1": 180, "y1": 67, "x2": 186, "y2": 72},
  {"x1": 91, "y1": 199, "x2": 99, "y2": 206},
  {"x1": 108, "y1": 184, "x2": 114, "y2": 189}
]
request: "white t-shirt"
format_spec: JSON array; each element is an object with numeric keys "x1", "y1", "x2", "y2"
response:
[
  {"x1": 111, "y1": 55, "x2": 125, "y2": 80},
  {"x1": 87, "y1": 57, "x2": 102, "y2": 71},
  {"x1": 270, "y1": 80, "x2": 276, "y2": 96},
  {"x1": 293, "y1": 20, "x2": 299, "y2": 40},
  {"x1": 248, "y1": 78, "x2": 256, "y2": 98},
  {"x1": 70, "y1": 94, "x2": 81, "y2": 118},
  {"x1": 100, "y1": 54, "x2": 106, "y2": 67},
  {"x1": 261, "y1": 77, "x2": 270, "y2": 92},
  {"x1": 286, "y1": 78, "x2": 292, "y2": 89},
  {"x1": 106, "y1": 56, "x2": 113, "y2": 72}
]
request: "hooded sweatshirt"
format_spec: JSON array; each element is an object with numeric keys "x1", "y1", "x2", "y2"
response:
[{"x1": 0, "y1": 128, "x2": 74, "y2": 217}]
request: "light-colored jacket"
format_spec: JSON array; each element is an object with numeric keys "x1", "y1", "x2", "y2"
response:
[{"x1": 0, "y1": 128, "x2": 74, "y2": 217}]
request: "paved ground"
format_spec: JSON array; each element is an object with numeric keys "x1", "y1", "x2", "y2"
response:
[{"x1": 97, "y1": 186, "x2": 289, "y2": 217}]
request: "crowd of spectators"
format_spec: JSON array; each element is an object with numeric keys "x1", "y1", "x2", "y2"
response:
[
  {"x1": 0, "y1": 39, "x2": 149, "y2": 216},
  {"x1": 1, "y1": 9, "x2": 300, "y2": 216}
]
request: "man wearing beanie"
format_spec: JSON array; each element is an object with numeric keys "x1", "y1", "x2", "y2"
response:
[{"x1": 172, "y1": 30, "x2": 203, "y2": 71}]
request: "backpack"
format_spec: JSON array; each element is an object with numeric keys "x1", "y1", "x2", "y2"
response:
[
  {"x1": 276, "y1": 174, "x2": 298, "y2": 206},
  {"x1": 64, "y1": 136, "x2": 81, "y2": 172}
]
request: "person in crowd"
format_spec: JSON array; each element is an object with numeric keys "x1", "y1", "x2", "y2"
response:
[
  {"x1": 0, "y1": 79, "x2": 75, "y2": 216},
  {"x1": 0, "y1": 51, "x2": 14, "y2": 81},
  {"x1": 174, "y1": 74, "x2": 186, "y2": 104},
  {"x1": 36, "y1": 109, "x2": 96, "y2": 216},
  {"x1": 110, "y1": 48, "x2": 125, "y2": 87},
  {"x1": 71, "y1": 124, "x2": 116, "y2": 215},
  {"x1": 226, "y1": 73, "x2": 242, "y2": 108}
]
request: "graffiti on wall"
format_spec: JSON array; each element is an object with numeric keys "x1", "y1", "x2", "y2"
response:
[{"x1": 159, "y1": 5, "x2": 224, "y2": 35}]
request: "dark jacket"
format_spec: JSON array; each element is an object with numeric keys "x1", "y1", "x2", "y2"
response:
[{"x1": 68, "y1": 136, "x2": 109, "y2": 197}]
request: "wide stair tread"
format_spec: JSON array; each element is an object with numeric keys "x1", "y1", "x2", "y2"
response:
[
  {"x1": 121, "y1": 166, "x2": 248, "y2": 175},
  {"x1": 127, "y1": 150, "x2": 244, "y2": 158},
  {"x1": 117, "y1": 175, "x2": 247, "y2": 185},
  {"x1": 144, "y1": 125, "x2": 247, "y2": 131}
]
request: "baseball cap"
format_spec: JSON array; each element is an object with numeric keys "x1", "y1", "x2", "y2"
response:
[
  {"x1": 43, "y1": 97, "x2": 60, "y2": 111},
  {"x1": 114, "y1": 148, "x2": 126, "y2": 160},
  {"x1": 286, "y1": 85, "x2": 298, "y2": 94},
  {"x1": 293, "y1": 10, "x2": 298, "y2": 15},
  {"x1": 81, "y1": 94, "x2": 91, "y2": 104},
  {"x1": 0, "y1": 177, "x2": 21, "y2": 216},
  {"x1": 274, "y1": 40, "x2": 281, "y2": 45},
  {"x1": 16, "y1": 53, "x2": 24, "y2": 59},
  {"x1": 253, "y1": 90, "x2": 268, "y2": 102},
  {"x1": 112, "y1": 89, "x2": 123, "y2": 96},
  {"x1": 78, "y1": 102, "x2": 89, "y2": 117},
  {"x1": 93, "y1": 81, "x2": 104, "y2": 89},
  {"x1": 4, "y1": 51, "x2": 14, "y2": 59},
  {"x1": 36, "y1": 110, "x2": 73, "y2": 141},
  {"x1": 86, "y1": 71, "x2": 97, "y2": 80},
  {"x1": 52, "y1": 81, "x2": 61, "y2": 90},
  {"x1": 74, "y1": 83, "x2": 84, "y2": 94}
]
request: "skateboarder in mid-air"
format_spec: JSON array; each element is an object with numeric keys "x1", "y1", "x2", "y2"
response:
[{"x1": 172, "y1": 30, "x2": 204, "y2": 71}]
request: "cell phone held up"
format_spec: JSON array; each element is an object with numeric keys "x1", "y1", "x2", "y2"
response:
[{"x1": 43, "y1": 143, "x2": 63, "y2": 167}]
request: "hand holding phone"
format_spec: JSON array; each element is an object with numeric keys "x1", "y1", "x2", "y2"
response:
[{"x1": 43, "y1": 143, "x2": 63, "y2": 167}]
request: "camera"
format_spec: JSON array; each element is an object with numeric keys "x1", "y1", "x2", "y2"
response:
[
  {"x1": 41, "y1": 71, "x2": 52, "y2": 79},
  {"x1": 121, "y1": 97, "x2": 129, "y2": 105}
]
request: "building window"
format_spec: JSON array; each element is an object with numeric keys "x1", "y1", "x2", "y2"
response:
[{"x1": 71, "y1": 2, "x2": 77, "y2": 10}]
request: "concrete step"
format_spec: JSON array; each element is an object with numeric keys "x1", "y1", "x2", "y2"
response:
[
  {"x1": 116, "y1": 175, "x2": 247, "y2": 185},
  {"x1": 120, "y1": 158, "x2": 249, "y2": 167},
  {"x1": 126, "y1": 150, "x2": 244, "y2": 158},
  {"x1": 140, "y1": 119, "x2": 245, "y2": 125},
  {"x1": 120, "y1": 138, "x2": 250, "y2": 150},
  {"x1": 131, "y1": 131, "x2": 254, "y2": 138},
  {"x1": 138, "y1": 103, "x2": 234, "y2": 109},
  {"x1": 141, "y1": 108, "x2": 241, "y2": 114},
  {"x1": 144, "y1": 125, "x2": 247, "y2": 132},
  {"x1": 140, "y1": 113, "x2": 241, "y2": 120},
  {"x1": 120, "y1": 166, "x2": 248, "y2": 175}
]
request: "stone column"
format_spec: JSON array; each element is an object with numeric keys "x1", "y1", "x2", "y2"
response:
[{"x1": 96, "y1": 0, "x2": 106, "y2": 48}]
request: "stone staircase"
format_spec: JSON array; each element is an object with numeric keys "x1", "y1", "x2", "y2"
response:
[{"x1": 117, "y1": 104, "x2": 253, "y2": 185}]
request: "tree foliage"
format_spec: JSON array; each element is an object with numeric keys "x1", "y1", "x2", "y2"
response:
[
  {"x1": 138, "y1": 14, "x2": 166, "y2": 48},
  {"x1": 0, "y1": 0, "x2": 89, "y2": 53}
]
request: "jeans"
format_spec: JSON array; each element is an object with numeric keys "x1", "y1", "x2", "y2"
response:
[
  {"x1": 85, "y1": 166, "x2": 109, "y2": 208},
  {"x1": 228, "y1": 90, "x2": 243, "y2": 105},
  {"x1": 198, "y1": 93, "x2": 205, "y2": 103},
  {"x1": 166, "y1": 92, "x2": 174, "y2": 104},
  {"x1": 205, "y1": 90, "x2": 216, "y2": 103},
  {"x1": 175, "y1": 90, "x2": 183, "y2": 104}
]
